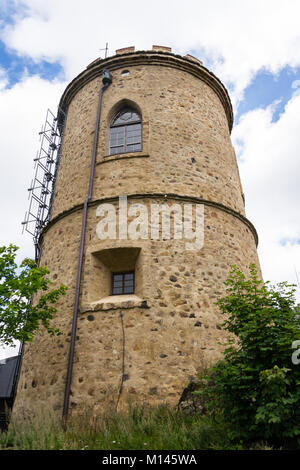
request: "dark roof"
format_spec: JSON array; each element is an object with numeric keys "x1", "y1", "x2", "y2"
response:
[{"x1": 0, "y1": 355, "x2": 20, "y2": 398}]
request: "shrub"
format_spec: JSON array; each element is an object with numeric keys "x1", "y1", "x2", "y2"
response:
[
  {"x1": 196, "y1": 264, "x2": 300, "y2": 447},
  {"x1": 0, "y1": 244, "x2": 67, "y2": 346}
]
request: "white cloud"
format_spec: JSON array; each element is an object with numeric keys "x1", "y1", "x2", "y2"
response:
[
  {"x1": 232, "y1": 92, "x2": 300, "y2": 300},
  {"x1": 0, "y1": 74, "x2": 66, "y2": 358},
  {"x1": 292, "y1": 80, "x2": 300, "y2": 89},
  {"x1": 2, "y1": 0, "x2": 300, "y2": 107},
  {"x1": 0, "y1": 342, "x2": 19, "y2": 360},
  {"x1": 0, "y1": 74, "x2": 66, "y2": 261}
]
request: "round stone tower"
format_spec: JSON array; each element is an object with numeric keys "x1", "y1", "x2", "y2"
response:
[{"x1": 14, "y1": 46, "x2": 260, "y2": 417}]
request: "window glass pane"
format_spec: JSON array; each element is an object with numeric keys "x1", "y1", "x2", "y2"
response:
[
  {"x1": 124, "y1": 273, "x2": 134, "y2": 280},
  {"x1": 124, "y1": 286, "x2": 134, "y2": 294},
  {"x1": 112, "y1": 287, "x2": 123, "y2": 295},
  {"x1": 130, "y1": 112, "x2": 140, "y2": 122},
  {"x1": 110, "y1": 141, "x2": 124, "y2": 149},
  {"x1": 127, "y1": 143, "x2": 141, "y2": 152},
  {"x1": 113, "y1": 281, "x2": 123, "y2": 288},
  {"x1": 127, "y1": 124, "x2": 140, "y2": 132},
  {"x1": 110, "y1": 127, "x2": 124, "y2": 135},
  {"x1": 111, "y1": 134, "x2": 124, "y2": 145},
  {"x1": 110, "y1": 146, "x2": 124, "y2": 155},
  {"x1": 127, "y1": 136, "x2": 141, "y2": 145},
  {"x1": 110, "y1": 109, "x2": 141, "y2": 155},
  {"x1": 109, "y1": 127, "x2": 125, "y2": 155},
  {"x1": 119, "y1": 112, "x2": 132, "y2": 122},
  {"x1": 110, "y1": 127, "x2": 124, "y2": 148},
  {"x1": 112, "y1": 272, "x2": 135, "y2": 295},
  {"x1": 126, "y1": 124, "x2": 141, "y2": 141},
  {"x1": 113, "y1": 109, "x2": 141, "y2": 126}
]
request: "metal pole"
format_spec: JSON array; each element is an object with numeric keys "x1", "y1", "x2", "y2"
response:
[{"x1": 62, "y1": 70, "x2": 112, "y2": 418}]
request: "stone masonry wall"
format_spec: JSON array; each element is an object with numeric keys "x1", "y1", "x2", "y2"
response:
[{"x1": 13, "y1": 50, "x2": 260, "y2": 418}]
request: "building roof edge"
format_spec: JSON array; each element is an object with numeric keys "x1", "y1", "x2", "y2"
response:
[{"x1": 58, "y1": 50, "x2": 234, "y2": 132}]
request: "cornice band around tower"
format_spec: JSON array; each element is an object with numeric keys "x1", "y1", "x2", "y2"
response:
[
  {"x1": 58, "y1": 50, "x2": 234, "y2": 132},
  {"x1": 40, "y1": 193, "x2": 258, "y2": 247}
]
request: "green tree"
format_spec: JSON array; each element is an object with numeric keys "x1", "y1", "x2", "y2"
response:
[
  {"x1": 0, "y1": 244, "x2": 67, "y2": 347},
  {"x1": 196, "y1": 264, "x2": 300, "y2": 447}
]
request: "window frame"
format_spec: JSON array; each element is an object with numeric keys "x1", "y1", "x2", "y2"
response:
[
  {"x1": 111, "y1": 271, "x2": 135, "y2": 296},
  {"x1": 108, "y1": 107, "x2": 142, "y2": 156}
]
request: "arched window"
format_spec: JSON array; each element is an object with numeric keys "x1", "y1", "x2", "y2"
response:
[{"x1": 109, "y1": 107, "x2": 142, "y2": 155}]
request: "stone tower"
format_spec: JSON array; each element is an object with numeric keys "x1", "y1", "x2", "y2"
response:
[{"x1": 14, "y1": 46, "x2": 260, "y2": 417}]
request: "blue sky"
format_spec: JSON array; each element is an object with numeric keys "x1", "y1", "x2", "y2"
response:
[
  {"x1": 0, "y1": 38, "x2": 64, "y2": 86},
  {"x1": 236, "y1": 66, "x2": 300, "y2": 123},
  {"x1": 0, "y1": 0, "x2": 300, "y2": 358}
]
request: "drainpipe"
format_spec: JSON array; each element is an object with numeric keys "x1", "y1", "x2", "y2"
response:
[{"x1": 62, "y1": 69, "x2": 112, "y2": 418}]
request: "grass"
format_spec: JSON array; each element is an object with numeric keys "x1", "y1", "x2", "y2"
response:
[
  {"x1": 2, "y1": 404, "x2": 296, "y2": 450},
  {"x1": 0, "y1": 405, "x2": 243, "y2": 451}
]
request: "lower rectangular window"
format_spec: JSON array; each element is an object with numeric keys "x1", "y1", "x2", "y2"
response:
[{"x1": 111, "y1": 271, "x2": 135, "y2": 295}]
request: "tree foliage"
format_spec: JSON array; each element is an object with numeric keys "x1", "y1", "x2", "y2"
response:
[
  {"x1": 0, "y1": 244, "x2": 67, "y2": 347},
  {"x1": 196, "y1": 264, "x2": 300, "y2": 446}
]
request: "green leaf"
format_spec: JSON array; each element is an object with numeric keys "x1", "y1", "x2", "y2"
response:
[{"x1": 0, "y1": 244, "x2": 68, "y2": 346}]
